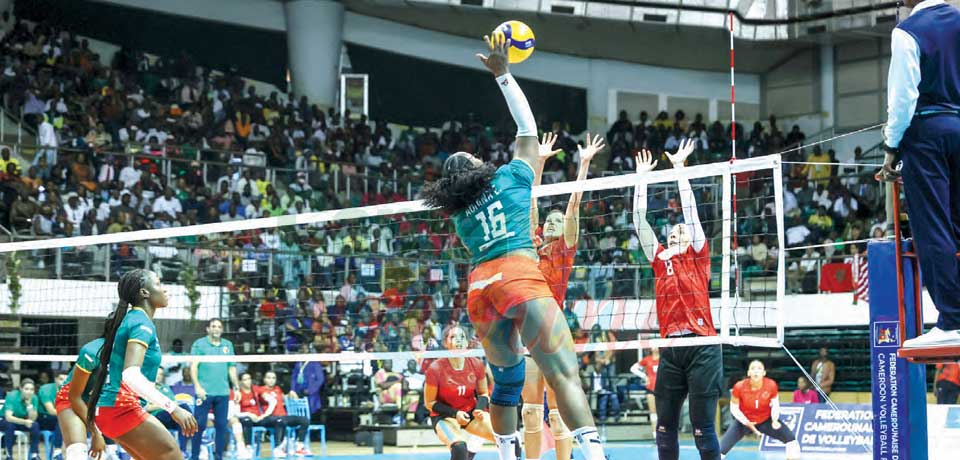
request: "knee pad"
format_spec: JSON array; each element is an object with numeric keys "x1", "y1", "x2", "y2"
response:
[
  {"x1": 490, "y1": 360, "x2": 526, "y2": 407},
  {"x1": 466, "y1": 434, "x2": 485, "y2": 453},
  {"x1": 692, "y1": 426, "x2": 720, "y2": 457},
  {"x1": 451, "y1": 441, "x2": 469, "y2": 460},
  {"x1": 785, "y1": 440, "x2": 800, "y2": 459},
  {"x1": 547, "y1": 409, "x2": 571, "y2": 440},
  {"x1": 521, "y1": 404, "x2": 544, "y2": 434},
  {"x1": 65, "y1": 443, "x2": 87, "y2": 460}
]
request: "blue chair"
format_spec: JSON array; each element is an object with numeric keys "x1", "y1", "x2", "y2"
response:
[
  {"x1": 250, "y1": 424, "x2": 277, "y2": 460},
  {"x1": 40, "y1": 430, "x2": 55, "y2": 460},
  {"x1": 284, "y1": 397, "x2": 326, "y2": 457}
]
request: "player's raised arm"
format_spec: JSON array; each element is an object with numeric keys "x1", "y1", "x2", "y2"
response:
[
  {"x1": 632, "y1": 150, "x2": 660, "y2": 262},
  {"x1": 477, "y1": 34, "x2": 539, "y2": 169},
  {"x1": 563, "y1": 134, "x2": 604, "y2": 248},
  {"x1": 666, "y1": 139, "x2": 707, "y2": 252},
  {"x1": 531, "y1": 132, "x2": 563, "y2": 240}
]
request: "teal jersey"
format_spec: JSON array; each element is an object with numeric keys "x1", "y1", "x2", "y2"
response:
[
  {"x1": 65, "y1": 337, "x2": 104, "y2": 401},
  {"x1": 37, "y1": 383, "x2": 59, "y2": 414},
  {"x1": 99, "y1": 308, "x2": 162, "y2": 407},
  {"x1": 453, "y1": 159, "x2": 535, "y2": 264},
  {"x1": 66, "y1": 338, "x2": 104, "y2": 385},
  {"x1": 2, "y1": 390, "x2": 39, "y2": 419},
  {"x1": 190, "y1": 337, "x2": 236, "y2": 396}
]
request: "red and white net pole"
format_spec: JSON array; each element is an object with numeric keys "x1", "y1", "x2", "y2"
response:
[{"x1": 729, "y1": 11, "x2": 741, "y2": 312}]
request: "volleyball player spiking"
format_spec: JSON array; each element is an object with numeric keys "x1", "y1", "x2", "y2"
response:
[
  {"x1": 421, "y1": 34, "x2": 607, "y2": 460},
  {"x1": 633, "y1": 141, "x2": 722, "y2": 460},
  {"x1": 85, "y1": 269, "x2": 198, "y2": 460},
  {"x1": 520, "y1": 132, "x2": 603, "y2": 460},
  {"x1": 425, "y1": 325, "x2": 496, "y2": 460}
]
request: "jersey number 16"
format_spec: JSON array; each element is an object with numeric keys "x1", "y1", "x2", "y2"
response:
[{"x1": 475, "y1": 201, "x2": 507, "y2": 242}]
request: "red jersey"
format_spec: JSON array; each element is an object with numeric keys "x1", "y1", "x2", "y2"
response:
[
  {"x1": 652, "y1": 242, "x2": 715, "y2": 337},
  {"x1": 425, "y1": 357, "x2": 486, "y2": 415},
  {"x1": 937, "y1": 363, "x2": 960, "y2": 385},
  {"x1": 537, "y1": 235, "x2": 577, "y2": 306},
  {"x1": 732, "y1": 377, "x2": 779, "y2": 424},
  {"x1": 232, "y1": 389, "x2": 261, "y2": 415},
  {"x1": 638, "y1": 355, "x2": 659, "y2": 391},
  {"x1": 256, "y1": 386, "x2": 287, "y2": 416}
]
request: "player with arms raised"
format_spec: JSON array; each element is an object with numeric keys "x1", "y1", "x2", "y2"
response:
[
  {"x1": 720, "y1": 360, "x2": 799, "y2": 459},
  {"x1": 520, "y1": 132, "x2": 603, "y2": 460},
  {"x1": 633, "y1": 141, "x2": 722, "y2": 460},
  {"x1": 421, "y1": 34, "x2": 606, "y2": 460}
]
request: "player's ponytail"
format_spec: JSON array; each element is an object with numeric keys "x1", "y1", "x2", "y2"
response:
[{"x1": 85, "y1": 269, "x2": 148, "y2": 425}]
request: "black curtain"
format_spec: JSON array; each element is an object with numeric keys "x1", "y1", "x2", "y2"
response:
[
  {"x1": 14, "y1": 0, "x2": 287, "y2": 87},
  {"x1": 347, "y1": 43, "x2": 587, "y2": 132}
]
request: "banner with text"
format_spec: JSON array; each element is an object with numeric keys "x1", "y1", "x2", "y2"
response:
[{"x1": 759, "y1": 403, "x2": 872, "y2": 455}]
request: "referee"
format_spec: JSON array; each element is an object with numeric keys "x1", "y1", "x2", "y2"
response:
[
  {"x1": 882, "y1": 0, "x2": 960, "y2": 348},
  {"x1": 191, "y1": 318, "x2": 240, "y2": 460}
]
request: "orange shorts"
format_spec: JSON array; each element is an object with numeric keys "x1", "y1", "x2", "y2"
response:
[
  {"x1": 95, "y1": 385, "x2": 149, "y2": 439},
  {"x1": 55, "y1": 382, "x2": 72, "y2": 414},
  {"x1": 467, "y1": 255, "x2": 555, "y2": 323}
]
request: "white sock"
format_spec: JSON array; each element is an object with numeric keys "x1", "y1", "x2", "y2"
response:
[
  {"x1": 494, "y1": 432, "x2": 521, "y2": 460},
  {"x1": 572, "y1": 426, "x2": 606, "y2": 460},
  {"x1": 232, "y1": 422, "x2": 247, "y2": 448}
]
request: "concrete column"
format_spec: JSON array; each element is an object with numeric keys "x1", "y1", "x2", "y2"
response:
[
  {"x1": 284, "y1": 0, "x2": 344, "y2": 108},
  {"x1": 819, "y1": 44, "x2": 835, "y2": 130}
]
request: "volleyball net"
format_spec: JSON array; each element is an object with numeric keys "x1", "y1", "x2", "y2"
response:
[{"x1": 0, "y1": 155, "x2": 784, "y2": 377}]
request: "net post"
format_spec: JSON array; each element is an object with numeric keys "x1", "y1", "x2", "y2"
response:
[
  {"x1": 772, "y1": 159, "x2": 786, "y2": 345},
  {"x1": 720, "y1": 170, "x2": 732, "y2": 339}
]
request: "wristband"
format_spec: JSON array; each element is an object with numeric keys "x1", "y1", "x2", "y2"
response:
[
  {"x1": 475, "y1": 395, "x2": 489, "y2": 411},
  {"x1": 433, "y1": 401, "x2": 459, "y2": 418}
]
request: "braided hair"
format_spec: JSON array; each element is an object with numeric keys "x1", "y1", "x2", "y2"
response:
[{"x1": 85, "y1": 269, "x2": 150, "y2": 425}]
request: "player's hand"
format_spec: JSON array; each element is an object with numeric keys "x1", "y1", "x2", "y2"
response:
[
  {"x1": 746, "y1": 421, "x2": 761, "y2": 436},
  {"x1": 635, "y1": 149, "x2": 658, "y2": 174},
  {"x1": 173, "y1": 407, "x2": 199, "y2": 437},
  {"x1": 196, "y1": 387, "x2": 207, "y2": 401},
  {"x1": 22, "y1": 420, "x2": 33, "y2": 428},
  {"x1": 771, "y1": 419, "x2": 782, "y2": 430},
  {"x1": 665, "y1": 138, "x2": 696, "y2": 168},
  {"x1": 539, "y1": 132, "x2": 562, "y2": 161},
  {"x1": 456, "y1": 411, "x2": 471, "y2": 425},
  {"x1": 288, "y1": 390, "x2": 299, "y2": 399},
  {"x1": 89, "y1": 429, "x2": 107, "y2": 459},
  {"x1": 578, "y1": 133, "x2": 605, "y2": 166},
  {"x1": 472, "y1": 409, "x2": 487, "y2": 422},
  {"x1": 875, "y1": 151, "x2": 902, "y2": 183},
  {"x1": 477, "y1": 34, "x2": 510, "y2": 77}
]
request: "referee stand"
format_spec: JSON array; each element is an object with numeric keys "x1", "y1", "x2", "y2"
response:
[{"x1": 868, "y1": 181, "x2": 960, "y2": 460}]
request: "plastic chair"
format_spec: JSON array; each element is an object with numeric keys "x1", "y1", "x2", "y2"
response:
[
  {"x1": 13, "y1": 430, "x2": 29, "y2": 460},
  {"x1": 39, "y1": 430, "x2": 54, "y2": 460},
  {"x1": 250, "y1": 425, "x2": 277, "y2": 460},
  {"x1": 284, "y1": 397, "x2": 326, "y2": 457}
]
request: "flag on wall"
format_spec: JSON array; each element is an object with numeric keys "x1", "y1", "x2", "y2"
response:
[{"x1": 853, "y1": 253, "x2": 869, "y2": 305}]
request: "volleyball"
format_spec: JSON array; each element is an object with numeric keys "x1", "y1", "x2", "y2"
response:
[{"x1": 494, "y1": 20, "x2": 535, "y2": 64}]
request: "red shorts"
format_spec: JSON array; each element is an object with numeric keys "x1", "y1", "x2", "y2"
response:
[
  {"x1": 55, "y1": 382, "x2": 72, "y2": 414},
  {"x1": 467, "y1": 255, "x2": 554, "y2": 323},
  {"x1": 95, "y1": 385, "x2": 149, "y2": 439}
]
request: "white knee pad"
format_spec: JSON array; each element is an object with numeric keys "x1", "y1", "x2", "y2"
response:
[
  {"x1": 521, "y1": 403, "x2": 544, "y2": 434},
  {"x1": 785, "y1": 440, "x2": 801, "y2": 459},
  {"x1": 547, "y1": 409, "x2": 572, "y2": 441},
  {"x1": 466, "y1": 434, "x2": 485, "y2": 453},
  {"x1": 65, "y1": 443, "x2": 88, "y2": 460}
]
